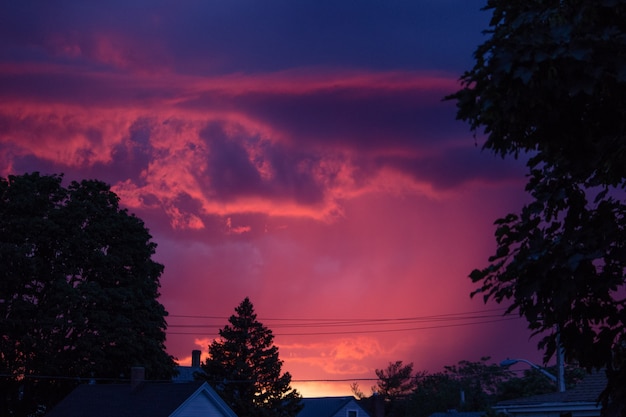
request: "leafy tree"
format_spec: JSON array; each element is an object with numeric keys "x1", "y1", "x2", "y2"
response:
[
  {"x1": 374, "y1": 361, "x2": 417, "y2": 417},
  {"x1": 375, "y1": 361, "x2": 416, "y2": 399},
  {"x1": 497, "y1": 365, "x2": 586, "y2": 400},
  {"x1": 443, "y1": 357, "x2": 512, "y2": 409},
  {"x1": 0, "y1": 173, "x2": 176, "y2": 417},
  {"x1": 200, "y1": 297, "x2": 302, "y2": 417},
  {"x1": 448, "y1": 1, "x2": 626, "y2": 414},
  {"x1": 408, "y1": 358, "x2": 511, "y2": 417},
  {"x1": 410, "y1": 372, "x2": 462, "y2": 417}
]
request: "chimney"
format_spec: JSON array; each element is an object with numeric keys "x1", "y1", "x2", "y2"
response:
[
  {"x1": 192, "y1": 350, "x2": 201, "y2": 368},
  {"x1": 131, "y1": 366, "x2": 145, "y2": 391}
]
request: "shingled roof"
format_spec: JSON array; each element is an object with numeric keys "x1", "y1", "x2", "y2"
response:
[
  {"x1": 45, "y1": 381, "x2": 238, "y2": 417},
  {"x1": 298, "y1": 396, "x2": 369, "y2": 417},
  {"x1": 496, "y1": 370, "x2": 607, "y2": 407},
  {"x1": 429, "y1": 411, "x2": 484, "y2": 417}
]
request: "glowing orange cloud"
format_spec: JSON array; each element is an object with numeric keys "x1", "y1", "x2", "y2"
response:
[{"x1": 1, "y1": 63, "x2": 473, "y2": 230}]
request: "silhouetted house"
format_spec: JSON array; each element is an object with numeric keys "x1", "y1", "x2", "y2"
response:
[
  {"x1": 493, "y1": 371, "x2": 606, "y2": 417},
  {"x1": 298, "y1": 396, "x2": 370, "y2": 417},
  {"x1": 45, "y1": 367, "x2": 237, "y2": 417},
  {"x1": 429, "y1": 411, "x2": 484, "y2": 417},
  {"x1": 173, "y1": 349, "x2": 206, "y2": 383}
]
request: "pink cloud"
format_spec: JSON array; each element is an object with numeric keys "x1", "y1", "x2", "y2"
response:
[
  {"x1": 0, "y1": 2, "x2": 543, "y2": 401},
  {"x1": 0, "y1": 60, "x2": 540, "y2": 398},
  {"x1": 2, "y1": 63, "x2": 505, "y2": 228}
]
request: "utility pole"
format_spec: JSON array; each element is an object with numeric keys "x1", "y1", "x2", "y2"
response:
[{"x1": 556, "y1": 329, "x2": 566, "y2": 392}]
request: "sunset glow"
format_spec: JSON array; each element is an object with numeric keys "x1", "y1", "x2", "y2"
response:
[{"x1": 0, "y1": 1, "x2": 545, "y2": 397}]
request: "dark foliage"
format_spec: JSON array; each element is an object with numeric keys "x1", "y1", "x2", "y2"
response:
[
  {"x1": 0, "y1": 173, "x2": 176, "y2": 416},
  {"x1": 448, "y1": 1, "x2": 626, "y2": 414},
  {"x1": 374, "y1": 361, "x2": 416, "y2": 417},
  {"x1": 409, "y1": 357, "x2": 511, "y2": 416},
  {"x1": 200, "y1": 297, "x2": 302, "y2": 417}
]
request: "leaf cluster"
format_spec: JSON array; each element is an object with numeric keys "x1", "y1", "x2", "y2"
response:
[
  {"x1": 386, "y1": 358, "x2": 584, "y2": 417},
  {"x1": 0, "y1": 173, "x2": 175, "y2": 416},
  {"x1": 408, "y1": 358, "x2": 512, "y2": 417},
  {"x1": 448, "y1": 1, "x2": 626, "y2": 413},
  {"x1": 451, "y1": 0, "x2": 626, "y2": 187}
]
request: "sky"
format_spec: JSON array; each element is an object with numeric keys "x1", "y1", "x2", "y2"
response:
[{"x1": 0, "y1": 1, "x2": 550, "y2": 396}]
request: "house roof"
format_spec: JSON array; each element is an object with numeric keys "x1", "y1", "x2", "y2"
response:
[
  {"x1": 45, "y1": 381, "x2": 238, "y2": 417},
  {"x1": 298, "y1": 396, "x2": 367, "y2": 417},
  {"x1": 496, "y1": 370, "x2": 607, "y2": 407},
  {"x1": 172, "y1": 365, "x2": 205, "y2": 383},
  {"x1": 429, "y1": 411, "x2": 484, "y2": 417}
]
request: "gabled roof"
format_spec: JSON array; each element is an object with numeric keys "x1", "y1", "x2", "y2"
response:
[
  {"x1": 45, "y1": 381, "x2": 238, "y2": 417},
  {"x1": 429, "y1": 411, "x2": 484, "y2": 417},
  {"x1": 172, "y1": 365, "x2": 205, "y2": 383},
  {"x1": 496, "y1": 370, "x2": 607, "y2": 407},
  {"x1": 298, "y1": 396, "x2": 368, "y2": 417}
]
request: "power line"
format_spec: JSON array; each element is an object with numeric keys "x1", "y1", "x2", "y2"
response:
[
  {"x1": 168, "y1": 307, "x2": 508, "y2": 322},
  {"x1": 165, "y1": 308, "x2": 520, "y2": 336},
  {"x1": 166, "y1": 318, "x2": 519, "y2": 336},
  {"x1": 167, "y1": 312, "x2": 507, "y2": 328},
  {"x1": 0, "y1": 368, "x2": 534, "y2": 384}
]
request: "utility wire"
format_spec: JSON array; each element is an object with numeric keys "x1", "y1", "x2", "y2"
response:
[
  {"x1": 165, "y1": 308, "x2": 519, "y2": 336},
  {"x1": 167, "y1": 317, "x2": 519, "y2": 336},
  {"x1": 168, "y1": 307, "x2": 508, "y2": 323},
  {"x1": 0, "y1": 368, "x2": 533, "y2": 384}
]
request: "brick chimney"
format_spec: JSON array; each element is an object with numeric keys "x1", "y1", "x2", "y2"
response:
[
  {"x1": 131, "y1": 366, "x2": 145, "y2": 391},
  {"x1": 192, "y1": 350, "x2": 201, "y2": 368}
]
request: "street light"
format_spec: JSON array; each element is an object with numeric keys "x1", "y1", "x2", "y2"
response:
[{"x1": 500, "y1": 358, "x2": 565, "y2": 392}]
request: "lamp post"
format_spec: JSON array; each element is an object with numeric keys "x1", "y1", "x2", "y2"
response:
[{"x1": 500, "y1": 358, "x2": 565, "y2": 392}]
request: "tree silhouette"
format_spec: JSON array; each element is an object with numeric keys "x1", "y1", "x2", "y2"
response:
[
  {"x1": 448, "y1": 1, "x2": 626, "y2": 413},
  {"x1": 0, "y1": 173, "x2": 175, "y2": 417},
  {"x1": 374, "y1": 361, "x2": 416, "y2": 417},
  {"x1": 201, "y1": 297, "x2": 302, "y2": 417}
]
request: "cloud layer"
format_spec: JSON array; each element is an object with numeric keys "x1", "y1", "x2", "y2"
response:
[{"x1": 0, "y1": 0, "x2": 544, "y2": 396}]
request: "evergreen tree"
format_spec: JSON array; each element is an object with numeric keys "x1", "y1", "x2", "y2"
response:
[
  {"x1": 201, "y1": 298, "x2": 302, "y2": 417},
  {"x1": 0, "y1": 173, "x2": 176, "y2": 417}
]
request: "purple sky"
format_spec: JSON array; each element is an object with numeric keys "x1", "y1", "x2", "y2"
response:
[{"x1": 0, "y1": 1, "x2": 550, "y2": 396}]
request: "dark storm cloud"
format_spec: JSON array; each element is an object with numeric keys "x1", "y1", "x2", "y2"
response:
[
  {"x1": 0, "y1": 1, "x2": 488, "y2": 74},
  {"x1": 162, "y1": 0, "x2": 488, "y2": 73},
  {"x1": 379, "y1": 146, "x2": 528, "y2": 189},
  {"x1": 0, "y1": 0, "x2": 548, "y2": 397},
  {"x1": 0, "y1": 69, "x2": 179, "y2": 105},
  {"x1": 202, "y1": 123, "x2": 264, "y2": 199},
  {"x1": 106, "y1": 118, "x2": 156, "y2": 180},
  {"x1": 229, "y1": 86, "x2": 464, "y2": 150},
  {"x1": 263, "y1": 147, "x2": 326, "y2": 206},
  {"x1": 0, "y1": 0, "x2": 509, "y2": 209},
  {"x1": 200, "y1": 122, "x2": 326, "y2": 205}
]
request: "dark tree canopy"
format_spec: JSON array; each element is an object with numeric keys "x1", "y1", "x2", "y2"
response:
[
  {"x1": 375, "y1": 360, "x2": 416, "y2": 399},
  {"x1": 0, "y1": 173, "x2": 175, "y2": 416},
  {"x1": 409, "y1": 357, "x2": 510, "y2": 415},
  {"x1": 497, "y1": 365, "x2": 585, "y2": 401},
  {"x1": 452, "y1": 0, "x2": 626, "y2": 187},
  {"x1": 449, "y1": 1, "x2": 626, "y2": 414},
  {"x1": 201, "y1": 297, "x2": 302, "y2": 417},
  {"x1": 407, "y1": 359, "x2": 583, "y2": 417},
  {"x1": 410, "y1": 372, "x2": 462, "y2": 417},
  {"x1": 374, "y1": 361, "x2": 416, "y2": 417}
]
